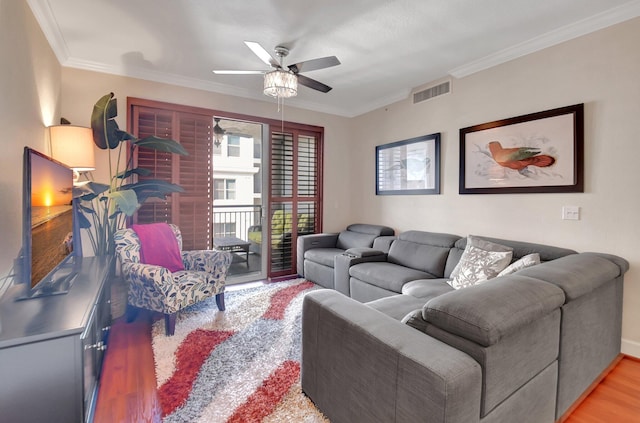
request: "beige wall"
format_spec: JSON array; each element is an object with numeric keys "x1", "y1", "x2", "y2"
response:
[
  {"x1": 350, "y1": 18, "x2": 640, "y2": 356},
  {"x1": 0, "y1": 0, "x2": 61, "y2": 281}
]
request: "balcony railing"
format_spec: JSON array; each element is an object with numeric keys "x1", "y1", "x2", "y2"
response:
[{"x1": 212, "y1": 204, "x2": 262, "y2": 242}]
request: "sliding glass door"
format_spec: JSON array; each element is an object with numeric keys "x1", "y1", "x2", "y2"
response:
[{"x1": 210, "y1": 118, "x2": 267, "y2": 284}]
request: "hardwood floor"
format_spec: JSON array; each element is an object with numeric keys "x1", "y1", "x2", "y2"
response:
[
  {"x1": 94, "y1": 281, "x2": 640, "y2": 423},
  {"x1": 93, "y1": 315, "x2": 161, "y2": 423},
  {"x1": 563, "y1": 356, "x2": 640, "y2": 422}
]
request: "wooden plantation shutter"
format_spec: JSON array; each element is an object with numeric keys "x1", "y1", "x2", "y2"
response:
[
  {"x1": 269, "y1": 128, "x2": 322, "y2": 277},
  {"x1": 131, "y1": 104, "x2": 212, "y2": 250},
  {"x1": 134, "y1": 107, "x2": 175, "y2": 224},
  {"x1": 176, "y1": 113, "x2": 213, "y2": 250}
]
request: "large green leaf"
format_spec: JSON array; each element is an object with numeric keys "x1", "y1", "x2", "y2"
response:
[
  {"x1": 78, "y1": 203, "x2": 96, "y2": 215},
  {"x1": 116, "y1": 167, "x2": 152, "y2": 179},
  {"x1": 122, "y1": 179, "x2": 186, "y2": 195},
  {"x1": 91, "y1": 92, "x2": 135, "y2": 150},
  {"x1": 76, "y1": 211, "x2": 92, "y2": 229},
  {"x1": 108, "y1": 188, "x2": 139, "y2": 216},
  {"x1": 134, "y1": 136, "x2": 189, "y2": 155},
  {"x1": 73, "y1": 181, "x2": 110, "y2": 200},
  {"x1": 121, "y1": 179, "x2": 185, "y2": 204}
]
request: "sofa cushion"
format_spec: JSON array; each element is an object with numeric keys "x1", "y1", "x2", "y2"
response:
[
  {"x1": 247, "y1": 228, "x2": 262, "y2": 244},
  {"x1": 304, "y1": 247, "x2": 345, "y2": 268},
  {"x1": 336, "y1": 231, "x2": 377, "y2": 250},
  {"x1": 350, "y1": 261, "x2": 432, "y2": 293},
  {"x1": 366, "y1": 295, "x2": 428, "y2": 321},
  {"x1": 387, "y1": 231, "x2": 460, "y2": 277},
  {"x1": 448, "y1": 236, "x2": 513, "y2": 289},
  {"x1": 271, "y1": 210, "x2": 293, "y2": 235},
  {"x1": 402, "y1": 279, "x2": 455, "y2": 300},
  {"x1": 498, "y1": 253, "x2": 540, "y2": 277}
]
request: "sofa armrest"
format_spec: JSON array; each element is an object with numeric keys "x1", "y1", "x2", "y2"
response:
[
  {"x1": 334, "y1": 249, "x2": 387, "y2": 296},
  {"x1": 344, "y1": 247, "x2": 386, "y2": 257},
  {"x1": 182, "y1": 250, "x2": 232, "y2": 276},
  {"x1": 296, "y1": 233, "x2": 339, "y2": 276},
  {"x1": 302, "y1": 290, "x2": 482, "y2": 423}
]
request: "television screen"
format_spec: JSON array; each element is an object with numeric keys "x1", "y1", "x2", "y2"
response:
[{"x1": 23, "y1": 147, "x2": 75, "y2": 293}]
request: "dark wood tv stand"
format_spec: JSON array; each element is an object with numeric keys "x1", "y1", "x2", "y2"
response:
[{"x1": 0, "y1": 255, "x2": 113, "y2": 422}]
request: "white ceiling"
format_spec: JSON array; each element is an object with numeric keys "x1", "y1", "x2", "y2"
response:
[{"x1": 28, "y1": 0, "x2": 640, "y2": 117}]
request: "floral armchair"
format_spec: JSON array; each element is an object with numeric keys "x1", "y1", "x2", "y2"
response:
[{"x1": 114, "y1": 224, "x2": 232, "y2": 335}]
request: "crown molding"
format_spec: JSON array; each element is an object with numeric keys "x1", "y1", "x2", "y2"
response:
[
  {"x1": 449, "y1": 0, "x2": 640, "y2": 78},
  {"x1": 62, "y1": 57, "x2": 363, "y2": 117}
]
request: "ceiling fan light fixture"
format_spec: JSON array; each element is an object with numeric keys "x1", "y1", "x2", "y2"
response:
[{"x1": 263, "y1": 69, "x2": 297, "y2": 98}]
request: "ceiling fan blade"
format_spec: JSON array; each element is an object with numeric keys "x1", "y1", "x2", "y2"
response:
[
  {"x1": 212, "y1": 70, "x2": 265, "y2": 75},
  {"x1": 244, "y1": 41, "x2": 279, "y2": 68},
  {"x1": 288, "y1": 56, "x2": 340, "y2": 74},
  {"x1": 297, "y1": 74, "x2": 332, "y2": 93}
]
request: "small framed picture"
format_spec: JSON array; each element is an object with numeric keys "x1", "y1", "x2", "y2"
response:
[
  {"x1": 459, "y1": 103, "x2": 584, "y2": 194},
  {"x1": 376, "y1": 133, "x2": 441, "y2": 195}
]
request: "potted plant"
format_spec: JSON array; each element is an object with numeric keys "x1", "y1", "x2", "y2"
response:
[{"x1": 74, "y1": 92, "x2": 187, "y2": 256}]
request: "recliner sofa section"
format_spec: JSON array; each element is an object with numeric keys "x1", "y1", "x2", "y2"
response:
[{"x1": 297, "y1": 223, "x2": 394, "y2": 289}]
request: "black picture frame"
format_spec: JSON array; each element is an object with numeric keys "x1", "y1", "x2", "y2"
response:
[
  {"x1": 376, "y1": 133, "x2": 441, "y2": 195},
  {"x1": 459, "y1": 103, "x2": 584, "y2": 194}
]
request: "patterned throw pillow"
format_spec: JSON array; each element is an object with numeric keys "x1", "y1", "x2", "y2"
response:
[
  {"x1": 448, "y1": 236, "x2": 513, "y2": 290},
  {"x1": 497, "y1": 253, "x2": 541, "y2": 277}
]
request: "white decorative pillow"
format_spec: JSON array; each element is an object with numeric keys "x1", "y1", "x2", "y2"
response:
[
  {"x1": 448, "y1": 236, "x2": 513, "y2": 290},
  {"x1": 497, "y1": 253, "x2": 541, "y2": 277}
]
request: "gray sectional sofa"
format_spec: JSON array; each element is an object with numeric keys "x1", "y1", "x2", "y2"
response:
[{"x1": 300, "y1": 230, "x2": 629, "y2": 423}]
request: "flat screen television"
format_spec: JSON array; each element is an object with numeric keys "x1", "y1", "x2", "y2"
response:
[{"x1": 18, "y1": 147, "x2": 78, "y2": 300}]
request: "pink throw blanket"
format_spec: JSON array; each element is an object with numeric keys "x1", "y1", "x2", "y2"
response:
[{"x1": 132, "y1": 223, "x2": 185, "y2": 272}]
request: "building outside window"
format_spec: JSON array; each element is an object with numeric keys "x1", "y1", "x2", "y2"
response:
[
  {"x1": 214, "y1": 179, "x2": 236, "y2": 200},
  {"x1": 227, "y1": 135, "x2": 240, "y2": 157}
]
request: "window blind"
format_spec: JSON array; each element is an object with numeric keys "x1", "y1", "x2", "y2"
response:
[{"x1": 131, "y1": 106, "x2": 212, "y2": 250}]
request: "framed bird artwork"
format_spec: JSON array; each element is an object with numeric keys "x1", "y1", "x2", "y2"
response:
[
  {"x1": 459, "y1": 103, "x2": 584, "y2": 194},
  {"x1": 376, "y1": 132, "x2": 441, "y2": 195}
]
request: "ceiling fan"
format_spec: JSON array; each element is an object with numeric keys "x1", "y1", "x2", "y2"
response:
[{"x1": 213, "y1": 41, "x2": 340, "y2": 95}]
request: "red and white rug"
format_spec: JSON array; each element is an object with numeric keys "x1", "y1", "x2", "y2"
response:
[{"x1": 152, "y1": 279, "x2": 329, "y2": 422}]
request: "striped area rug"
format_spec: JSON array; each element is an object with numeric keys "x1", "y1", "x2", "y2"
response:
[{"x1": 151, "y1": 279, "x2": 329, "y2": 423}]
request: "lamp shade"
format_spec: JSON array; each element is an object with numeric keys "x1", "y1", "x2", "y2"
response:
[
  {"x1": 49, "y1": 125, "x2": 96, "y2": 171},
  {"x1": 263, "y1": 70, "x2": 298, "y2": 98}
]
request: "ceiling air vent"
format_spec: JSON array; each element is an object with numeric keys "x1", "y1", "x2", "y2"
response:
[{"x1": 413, "y1": 80, "x2": 451, "y2": 104}]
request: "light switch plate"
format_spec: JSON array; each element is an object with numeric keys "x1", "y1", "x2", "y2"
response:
[{"x1": 562, "y1": 206, "x2": 580, "y2": 220}]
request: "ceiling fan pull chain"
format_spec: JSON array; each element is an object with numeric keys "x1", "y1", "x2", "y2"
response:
[{"x1": 280, "y1": 98, "x2": 285, "y2": 134}]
